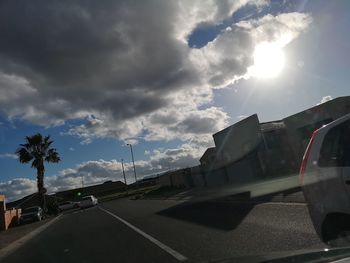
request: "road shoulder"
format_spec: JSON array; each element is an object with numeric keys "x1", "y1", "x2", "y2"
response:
[{"x1": 0, "y1": 215, "x2": 62, "y2": 260}]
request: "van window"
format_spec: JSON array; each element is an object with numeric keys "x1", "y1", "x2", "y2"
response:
[
  {"x1": 319, "y1": 120, "x2": 350, "y2": 167},
  {"x1": 340, "y1": 122, "x2": 350, "y2": 166}
]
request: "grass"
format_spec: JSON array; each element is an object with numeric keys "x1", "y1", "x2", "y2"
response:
[
  {"x1": 98, "y1": 185, "x2": 160, "y2": 203},
  {"x1": 141, "y1": 186, "x2": 187, "y2": 199},
  {"x1": 98, "y1": 185, "x2": 191, "y2": 203}
]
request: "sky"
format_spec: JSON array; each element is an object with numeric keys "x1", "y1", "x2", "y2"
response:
[{"x1": 0, "y1": 0, "x2": 349, "y2": 201}]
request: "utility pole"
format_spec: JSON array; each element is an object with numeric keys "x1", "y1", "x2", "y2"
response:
[
  {"x1": 127, "y1": 143, "x2": 137, "y2": 184},
  {"x1": 81, "y1": 175, "x2": 84, "y2": 196},
  {"x1": 121, "y1": 158, "x2": 127, "y2": 186}
]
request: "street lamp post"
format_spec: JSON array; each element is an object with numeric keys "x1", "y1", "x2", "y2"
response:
[
  {"x1": 121, "y1": 158, "x2": 127, "y2": 186},
  {"x1": 81, "y1": 174, "x2": 84, "y2": 196},
  {"x1": 126, "y1": 143, "x2": 137, "y2": 184}
]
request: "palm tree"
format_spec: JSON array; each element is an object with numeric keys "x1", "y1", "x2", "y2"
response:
[{"x1": 16, "y1": 133, "x2": 60, "y2": 208}]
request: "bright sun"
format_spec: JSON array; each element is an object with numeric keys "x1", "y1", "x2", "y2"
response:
[{"x1": 250, "y1": 42, "x2": 285, "y2": 79}]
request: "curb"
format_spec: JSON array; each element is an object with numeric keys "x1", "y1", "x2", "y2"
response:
[{"x1": 0, "y1": 215, "x2": 62, "y2": 260}]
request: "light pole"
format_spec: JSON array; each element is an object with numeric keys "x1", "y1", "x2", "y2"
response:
[
  {"x1": 126, "y1": 143, "x2": 137, "y2": 184},
  {"x1": 81, "y1": 174, "x2": 84, "y2": 196},
  {"x1": 121, "y1": 158, "x2": 127, "y2": 186}
]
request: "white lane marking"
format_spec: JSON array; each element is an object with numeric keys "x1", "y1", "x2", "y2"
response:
[
  {"x1": 331, "y1": 256, "x2": 350, "y2": 263},
  {"x1": 99, "y1": 207, "x2": 187, "y2": 262},
  {"x1": 0, "y1": 215, "x2": 62, "y2": 260},
  {"x1": 257, "y1": 202, "x2": 307, "y2": 206},
  {"x1": 209, "y1": 200, "x2": 307, "y2": 206}
]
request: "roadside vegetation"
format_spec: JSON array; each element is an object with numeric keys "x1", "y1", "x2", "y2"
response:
[
  {"x1": 98, "y1": 185, "x2": 189, "y2": 202},
  {"x1": 98, "y1": 185, "x2": 160, "y2": 202},
  {"x1": 142, "y1": 186, "x2": 187, "y2": 199}
]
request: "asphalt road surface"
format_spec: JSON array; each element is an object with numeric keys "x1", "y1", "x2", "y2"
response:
[{"x1": 2, "y1": 195, "x2": 327, "y2": 263}]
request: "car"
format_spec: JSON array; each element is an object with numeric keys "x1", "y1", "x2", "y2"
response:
[
  {"x1": 79, "y1": 195, "x2": 98, "y2": 209},
  {"x1": 20, "y1": 206, "x2": 45, "y2": 224},
  {"x1": 58, "y1": 201, "x2": 79, "y2": 211},
  {"x1": 300, "y1": 113, "x2": 350, "y2": 246}
]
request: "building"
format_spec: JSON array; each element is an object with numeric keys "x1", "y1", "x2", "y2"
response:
[
  {"x1": 156, "y1": 168, "x2": 194, "y2": 188},
  {"x1": 0, "y1": 195, "x2": 21, "y2": 231},
  {"x1": 200, "y1": 114, "x2": 266, "y2": 186},
  {"x1": 200, "y1": 96, "x2": 350, "y2": 187}
]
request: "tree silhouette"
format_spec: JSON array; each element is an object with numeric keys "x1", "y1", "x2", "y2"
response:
[{"x1": 16, "y1": 133, "x2": 60, "y2": 208}]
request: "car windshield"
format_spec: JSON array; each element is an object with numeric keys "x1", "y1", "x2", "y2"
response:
[
  {"x1": 1, "y1": 1, "x2": 350, "y2": 262},
  {"x1": 23, "y1": 207, "x2": 39, "y2": 213}
]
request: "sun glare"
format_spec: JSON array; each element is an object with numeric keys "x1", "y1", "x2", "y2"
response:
[{"x1": 250, "y1": 42, "x2": 285, "y2": 79}]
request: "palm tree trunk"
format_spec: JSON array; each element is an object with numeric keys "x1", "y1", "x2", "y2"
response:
[
  {"x1": 37, "y1": 159, "x2": 45, "y2": 209},
  {"x1": 37, "y1": 170, "x2": 44, "y2": 192}
]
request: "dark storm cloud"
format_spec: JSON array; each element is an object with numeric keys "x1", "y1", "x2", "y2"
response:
[
  {"x1": 0, "y1": 0, "x2": 312, "y2": 142},
  {"x1": 179, "y1": 116, "x2": 218, "y2": 134},
  {"x1": 0, "y1": 0, "x2": 198, "y2": 122},
  {"x1": 0, "y1": 1, "x2": 314, "y2": 201}
]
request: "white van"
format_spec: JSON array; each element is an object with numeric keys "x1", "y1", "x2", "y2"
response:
[{"x1": 300, "y1": 113, "x2": 350, "y2": 246}]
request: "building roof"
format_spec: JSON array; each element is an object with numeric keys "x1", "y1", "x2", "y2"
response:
[
  {"x1": 284, "y1": 96, "x2": 350, "y2": 123},
  {"x1": 199, "y1": 147, "x2": 216, "y2": 164},
  {"x1": 213, "y1": 114, "x2": 258, "y2": 137}
]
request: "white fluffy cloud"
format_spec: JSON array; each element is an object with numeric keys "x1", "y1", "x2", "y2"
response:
[
  {"x1": 0, "y1": 1, "x2": 311, "y2": 145},
  {"x1": 0, "y1": 153, "x2": 17, "y2": 159},
  {"x1": 317, "y1": 95, "x2": 333, "y2": 105},
  {"x1": 48, "y1": 141, "x2": 203, "y2": 192},
  {"x1": 174, "y1": 0, "x2": 268, "y2": 42},
  {"x1": 1, "y1": 142, "x2": 203, "y2": 201},
  {"x1": 0, "y1": 178, "x2": 37, "y2": 202},
  {"x1": 0, "y1": 2, "x2": 313, "y2": 201},
  {"x1": 237, "y1": 115, "x2": 248, "y2": 120},
  {"x1": 63, "y1": 11, "x2": 311, "y2": 145},
  {"x1": 190, "y1": 12, "x2": 312, "y2": 88}
]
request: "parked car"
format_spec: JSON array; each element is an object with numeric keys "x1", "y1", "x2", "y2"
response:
[
  {"x1": 20, "y1": 206, "x2": 44, "y2": 224},
  {"x1": 79, "y1": 195, "x2": 98, "y2": 209},
  {"x1": 300, "y1": 113, "x2": 350, "y2": 246},
  {"x1": 58, "y1": 201, "x2": 79, "y2": 211}
]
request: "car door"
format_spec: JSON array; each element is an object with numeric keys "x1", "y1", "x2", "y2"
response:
[{"x1": 339, "y1": 120, "x2": 350, "y2": 202}]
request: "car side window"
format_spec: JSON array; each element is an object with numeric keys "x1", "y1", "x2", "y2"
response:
[
  {"x1": 339, "y1": 122, "x2": 350, "y2": 166},
  {"x1": 319, "y1": 120, "x2": 350, "y2": 167},
  {"x1": 319, "y1": 126, "x2": 341, "y2": 167}
]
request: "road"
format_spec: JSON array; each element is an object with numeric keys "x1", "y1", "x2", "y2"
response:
[{"x1": 2, "y1": 195, "x2": 326, "y2": 263}]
